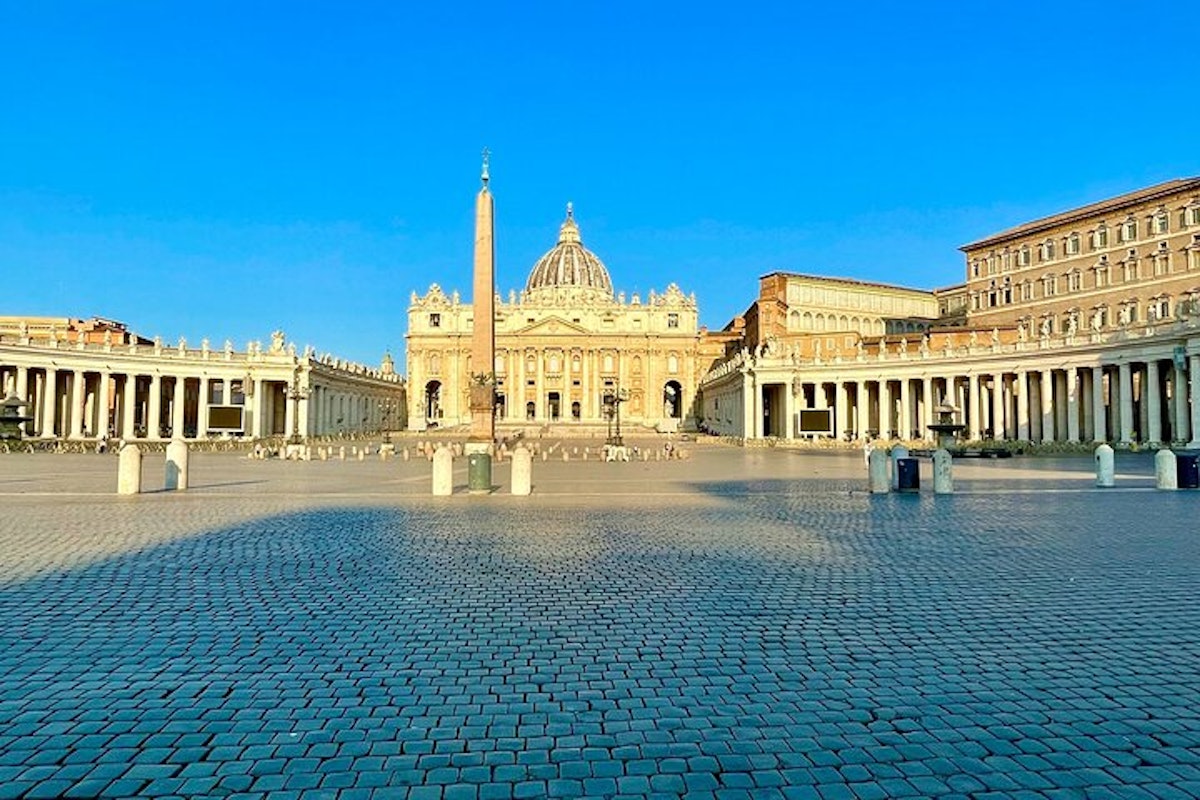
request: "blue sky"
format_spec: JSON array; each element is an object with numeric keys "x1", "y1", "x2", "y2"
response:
[{"x1": 3, "y1": 1, "x2": 1198, "y2": 369}]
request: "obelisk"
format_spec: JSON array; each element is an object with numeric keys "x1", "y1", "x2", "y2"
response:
[{"x1": 467, "y1": 149, "x2": 496, "y2": 458}]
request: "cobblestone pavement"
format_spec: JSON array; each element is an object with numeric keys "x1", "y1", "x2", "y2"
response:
[{"x1": 1, "y1": 446, "x2": 1198, "y2": 799}]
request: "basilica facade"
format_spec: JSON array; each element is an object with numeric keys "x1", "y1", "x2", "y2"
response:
[{"x1": 406, "y1": 206, "x2": 713, "y2": 432}]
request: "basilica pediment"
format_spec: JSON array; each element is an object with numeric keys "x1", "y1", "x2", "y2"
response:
[{"x1": 512, "y1": 316, "x2": 592, "y2": 336}]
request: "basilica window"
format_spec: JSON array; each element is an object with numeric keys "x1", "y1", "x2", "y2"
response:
[
  {"x1": 667, "y1": 313, "x2": 679, "y2": 329},
  {"x1": 429, "y1": 313, "x2": 441, "y2": 328},
  {"x1": 668, "y1": 355, "x2": 679, "y2": 373}
]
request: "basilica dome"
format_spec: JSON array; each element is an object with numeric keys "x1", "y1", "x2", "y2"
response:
[{"x1": 524, "y1": 204, "x2": 614, "y2": 300}]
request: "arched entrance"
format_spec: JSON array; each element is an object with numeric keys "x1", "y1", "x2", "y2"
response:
[
  {"x1": 424, "y1": 380, "x2": 441, "y2": 427},
  {"x1": 663, "y1": 381, "x2": 684, "y2": 419}
]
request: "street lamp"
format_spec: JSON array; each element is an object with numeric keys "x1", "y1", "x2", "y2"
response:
[
  {"x1": 283, "y1": 367, "x2": 309, "y2": 445},
  {"x1": 379, "y1": 398, "x2": 396, "y2": 444},
  {"x1": 603, "y1": 384, "x2": 629, "y2": 447}
]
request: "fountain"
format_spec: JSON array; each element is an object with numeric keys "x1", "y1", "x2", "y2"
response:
[
  {"x1": 0, "y1": 394, "x2": 34, "y2": 440},
  {"x1": 927, "y1": 403, "x2": 966, "y2": 451}
]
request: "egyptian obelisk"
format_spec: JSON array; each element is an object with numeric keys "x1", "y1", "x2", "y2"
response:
[{"x1": 467, "y1": 149, "x2": 496, "y2": 451}]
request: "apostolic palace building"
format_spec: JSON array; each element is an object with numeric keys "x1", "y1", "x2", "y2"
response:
[{"x1": 5, "y1": 173, "x2": 1200, "y2": 450}]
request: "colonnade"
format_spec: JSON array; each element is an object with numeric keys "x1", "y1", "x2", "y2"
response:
[{"x1": 703, "y1": 334, "x2": 1200, "y2": 448}]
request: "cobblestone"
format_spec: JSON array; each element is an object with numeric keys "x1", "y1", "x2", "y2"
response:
[{"x1": 0, "y1": 448, "x2": 1198, "y2": 798}]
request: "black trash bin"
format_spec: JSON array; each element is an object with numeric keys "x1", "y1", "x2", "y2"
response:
[
  {"x1": 1177, "y1": 452, "x2": 1200, "y2": 489},
  {"x1": 896, "y1": 457, "x2": 920, "y2": 492}
]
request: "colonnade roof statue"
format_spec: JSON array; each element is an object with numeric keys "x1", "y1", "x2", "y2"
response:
[{"x1": 524, "y1": 203, "x2": 615, "y2": 302}]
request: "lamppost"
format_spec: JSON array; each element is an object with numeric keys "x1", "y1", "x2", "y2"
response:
[
  {"x1": 603, "y1": 384, "x2": 629, "y2": 447},
  {"x1": 380, "y1": 398, "x2": 396, "y2": 444},
  {"x1": 283, "y1": 366, "x2": 309, "y2": 445}
]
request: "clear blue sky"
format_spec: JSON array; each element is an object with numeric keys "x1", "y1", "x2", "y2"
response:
[{"x1": 3, "y1": 1, "x2": 1198, "y2": 370}]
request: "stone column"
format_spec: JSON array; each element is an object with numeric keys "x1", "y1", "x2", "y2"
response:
[
  {"x1": 1118, "y1": 362, "x2": 1134, "y2": 445},
  {"x1": 535, "y1": 349, "x2": 545, "y2": 421},
  {"x1": 856, "y1": 381, "x2": 869, "y2": 439},
  {"x1": 41, "y1": 368, "x2": 58, "y2": 437},
  {"x1": 1065, "y1": 368, "x2": 1080, "y2": 443},
  {"x1": 1174, "y1": 362, "x2": 1190, "y2": 444},
  {"x1": 69, "y1": 370, "x2": 86, "y2": 439},
  {"x1": 1040, "y1": 370, "x2": 1055, "y2": 443},
  {"x1": 196, "y1": 377, "x2": 209, "y2": 438},
  {"x1": 967, "y1": 374, "x2": 981, "y2": 440},
  {"x1": 742, "y1": 371, "x2": 755, "y2": 439},
  {"x1": 922, "y1": 376, "x2": 934, "y2": 441},
  {"x1": 1016, "y1": 371, "x2": 1030, "y2": 441},
  {"x1": 835, "y1": 381, "x2": 849, "y2": 440},
  {"x1": 1146, "y1": 360, "x2": 1162, "y2": 445},
  {"x1": 14, "y1": 367, "x2": 29, "y2": 436},
  {"x1": 1190, "y1": 354, "x2": 1200, "y2": 448},
  {"x1": 579, "y1": 350, "x2": 589, "y2": 423},
  {"x1": 1055, "y1": 370, "x2": 1070, "y2": 442},
  {"x1": 1092, "y1": 366, "x2": 1107, "y2": 443},
  {"x1": 96, "y1": 372, "x2": 112, "y2": 438},
  {"x1": 899, "y1": 378, "x2": 912, "y2": 440},
  {"x1": 147, "y1": 374, "x2": 162, "y2": 439},
  {"x1": 990, "y1": 374, "x2": 1005, "y2": 440},
  {"x1": 783, "y1": 382, "x2": 795, "y2": 439},
  {"x1": 171, "y1": 376, "x2": 186, "y2": 439},
  {"x1": 283, "y1": 388, "x2": 295, "y2": 439},
  {"x1": 1081, "y1": 368, "x2": 1094, "y2": 442},
  {"x1": 253, "y1": 379, "x2": 265, "y2": 438},
  {"x1": 878, "y1": 380, "x2": 891, "y2": 439},
  {"x1": 122, "y1": 376, "x2": 137, "y2": 439}
]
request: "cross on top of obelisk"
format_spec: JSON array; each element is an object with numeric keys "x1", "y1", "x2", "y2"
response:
[{"x1": 481, "y1": 147, "x2": 490, "y2": 187}]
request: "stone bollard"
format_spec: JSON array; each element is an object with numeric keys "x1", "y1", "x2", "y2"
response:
[
  {"x1": 339, "y1": 446, "x2": 346, "y2": 461},
  {"x1": 889, "y1": 445, "x2": 909, "y2": 491},
  {"x1": 432, "y1": 445, "x2": 453, "y2": 496},
  {"x1": 1155, "y1": 449, "x2": 1177, "y2": 490},
  {"x1": 117, "y1": 444, "x2": 142, "y2": 495},
  {"x1": 868, "y1": 448, "x2": 889, "y2": 494},
  {"x1": 1095, "y1": 443, "x2": 1114, "y2": 487},
  {"x1": 562, "y1": 451, "x2": 569, "y2": 462},
  {"x1": 320, "y1": 448, "x2": 328, "y2": 461},
  {"x1": 164, "y1": 439, "x2": 189, "y2": 491},
  {"x1": 402, "y1": 448, "x2": 410, "y2": 462},
  {"x1": 542, "y1": 450, "x2": 548, "y2": 462},
  {"x1": 933, "y1": 448, "x2": 954, "y2": 494},
  {"x1": 358, "y1": 450, "x2": 365, "y2": 462},
  {"x1": 511, "y1": 445, "x2": 532, "y2": 496}
]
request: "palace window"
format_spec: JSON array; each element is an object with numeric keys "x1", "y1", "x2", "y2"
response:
[
  {"x1": 1094, "y1": 263, "x2": 1110, "y2": 288},
  {"x1": 1003, "y1": 278, "x2": 1013, "y2": 304},
  {"x1": 1018, "y1": 246, "x2": 1031, "y2": 267},
  {"x1": 971, "y1": 259, "x2": 980, "y2": 278},
  {"x1": 1190, "y1": 205, "x2": 1200, "y2": 227},
  {"x1": 1020, "y1": 281, "x2": 1033, "y2": 302},
  {"x1": 1153, "y1": 249, "x2": 1171, "y2": 276},
  {"x1": 1040, "y1": 239, "x2": 1057, "y2": 261},
  {"x1": 1154, "y1": 212, "x2": 1169, "y2": 235},
  {"x1": 429, "y1": 313, "x2": 441, "y2": 328},
  {"x1": 1042, "y1": 274, "x2": 1057, "y2": 297},
  {"x1": 1092, "y1": 305, "x2": 1109, "y2": 329},
  {"x1": 1122, "y1": 256, "x2": 1140, "y2": 282},
  {"x1": 1066, "y1": 233, "x2": 1081, "y2": 255},
  {"x1": 971, "y1": 292, "x2": 981, "y2": 310},
  {"x1": 986, "y1": 255, "x2": 996, "y2": 275},
  {"x1": 1001, "y1": 251, "x2": 1011, "y2": 271},
  {"x1": 1120, "y1": 219, "x2": 1138, "y2": 243},
  {"x1": 1150, "y1": 295, "x2": 1171, "y2": 320},
  {"x1": 1068, "y1": 270, "x2": 1083, "y2": 292},
  {"x1": 1091, "y1": 226, "x2": 1109, "y2": 250}
]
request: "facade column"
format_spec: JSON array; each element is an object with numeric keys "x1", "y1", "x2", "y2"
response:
[
  {"x1": 783, "y1": 382, "x2": 795, "y2": 439},
  {"x1": 1055, "y1": 370, "x2": 1070, "y2": 442},
  {"x1": 1091, "y1": 366, "x2": 1107, "y2": 443},
  {"x1": 171, "y1": 376, "x2": 186, "y2": 439},
  {"x1": 897, "y1": 377, "x2": 911, "y2": 440},
  {"x1": 69, "y1": 370, "x2": 86, "y2": 439},
  {"x1": 1040, "y1": 370, "x2": 1055, "y2": 443},
  {"x1": 1065, "y1": 368, "x2": 1080, "y2": 443},
  {"x1": 147, "y1": 374, "x2": 162, "y2": 439},
  {"x1": 253, "y1": 379, "x2": 266, "y2": 438},
  {"x1": 856, "y1": 381, "x2": 869, "y2": 439},
  {"x1": 536, "y1": 349, "x2": 545, "y2": 421},
  {"x1": 1118, "y1": 362, "x2": 1134, "y2": 445},
  {"x1": 967, "y1": 374, "x2": 981, "y2": 440},
  {"x1": 1174, "y1": 362, "x2": 1190, "y2": 444},
  {"x1": 990, "y1": 374, "x2": 1005, "y2": 440},
  {"x1": 1146, "y1": 360, "x2": 1162, "y2": 446},
  {"x1": 122, "y1": 376, "x2": 138, "y2": 440},
  {"x1": 741, "y1": 371, "x2": 754, "y2": 439},
  {"x1": 283, "y1": 387, "x2": 296, "y2": 440},
  {"x1": 197, "y1": 377, "x2": 209, "y2": 438},
  {"x1": 1189, "y1": 355, "x2": 1200, "y2": 448}
]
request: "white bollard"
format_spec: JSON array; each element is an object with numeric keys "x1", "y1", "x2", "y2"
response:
[
  {"x1": 1095, "y1": 443, "x2": 1114, "y2": 488},
  {"x1": 868, "y1": 448, "x2": 889, "y2": 494},
  {"x1": 933, "y1": 448, "x2": 954, "y2": 494},
  {"x1": 338, "y1": 446, "x2": 346, "y2": 461},
  {"x1": 511, "y1": 445, "x2": 532, "y2": 496},
  {"x1": 164, "y1": 439, "x2": 189, "y2": 491},
  {"x1": 320, "y1": 448, "x2": 328, "y2": 461},
  {"x1": 432, "y1": 445, "x2": 453, "y2": 496},
  {"x1": 562, "y1": 451, "x2": 569, "y2": 462},
  {"x1": 402, "y1": 447, "x2": 410, "y2": 462},
  {"x1": 541, "y1": 450, "x2": 548, "y2": 462},
  {"x1": 358, "y1": 450, "x2": 365, "y2": 462},
  {"x1": 117, "y1": 444, "x2": 142, "y2": 495},
  {"x1": 1155, "y1": 449, "x2": 1176, "y2": 490},
  {"x1": 890, "y1": 445, "x2": 909, "y2": 491}
]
